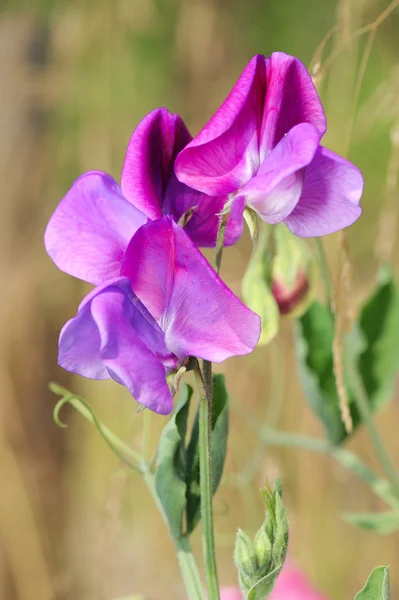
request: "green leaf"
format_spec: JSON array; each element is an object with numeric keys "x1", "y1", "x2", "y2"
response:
[
  {"x1": 358, "y1": 273, "x2": 399, "y2": 412},
  {"x1": 295, "y1": 274, "x2": 399, "y2": 444},
  {"x1": 185, "y1": 374, "x2": 229, "y2": 534},
  {"x1": 246, "y1": 566, "x2": 281, "y2": 600},
  {"x1": 155, "y1": 384, "x2": 192, "y2": 539},
  {"x1": 295, "y1": 301, "x2": 350, "y2": 444},
  {"x1": 345, "y1": 511, "x2": 399, "y2": 534},
  {"x1": 354, "y1": 566, "x2": 390, "y2": 600}
]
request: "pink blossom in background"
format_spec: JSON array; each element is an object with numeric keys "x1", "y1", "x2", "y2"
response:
[
  {"x1": 220, "y1": 565, "x2": 327, "y2": 600},
  {"x1": 175, "y1": 52, "x2": 363, "y2": 238}
]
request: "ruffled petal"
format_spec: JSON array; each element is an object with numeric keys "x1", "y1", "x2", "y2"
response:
[
  {"x1": 122, "y1": 218, "x2": 261, "y2": 362},
  {"x1": 175, "y1": 55, "x2": 266, "y2": 196},
  {"x1": 261, "y1": 52, "x2": 327, "y2": 157},
  {"x1": 284, "y1": 146, "x2": 363, "y2": 237},
  {"x1": 121, "y1": 108, "x2": 192, "y2": 220},
  {"x1": 44, "y1": 171, "x2": 146, "y2": 285},
  {"x1": 243, "y1": 123, "x2": 320, "y2": 223},
  {"x1": 58, "y1": 278, "x2": 175, "y2": 414}
]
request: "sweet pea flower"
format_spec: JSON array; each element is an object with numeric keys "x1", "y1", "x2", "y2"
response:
[
  {"x1": 45, "y1": 109, "x2": 242, "y2": 281},
  {"x1": 56, "y1": 218, "x2": 260, "y2": 414},
  {"x1": 220, "y1": 564, "x2": 327, "y2": 600},
  {"x1": 175, "y1": 52, "x2": 363, "y2": 238}
]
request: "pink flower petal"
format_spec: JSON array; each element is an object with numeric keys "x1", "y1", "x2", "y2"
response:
[
  {"x1": 121, "y1": 217, "x2": 261, "y2": 362},
  {"x1": 261, "y1": 52, "x2": 326, "y2": 158},
  {"x1": 44, "y1": 171, "x2": 146, "y2": 285},
  {"x1": 175, "y1": 55, "x2": 266, "y2": 196},
  {"x1": 284, "y1": 146, "x2": 363, "y2": 237},
  {"x1": 242, "y1": 123, "x2": 320, "y2": 223},
  {"x1": 58, "y1": 278, "x2": 175, "y2": 414}
]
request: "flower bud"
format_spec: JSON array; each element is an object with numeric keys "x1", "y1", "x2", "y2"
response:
[
  {"x1": 234, "y1": 528, "x2": 259, "y2": 582},
  {"x1": 270, "y1": 224, "x2": 316, "y2": 319},
  {"x1": 253, "y1": 525, "x2": 272, "y2": 572},
  {"x1": 234, "y1": 480, "x2": 289, "y2": 598}
]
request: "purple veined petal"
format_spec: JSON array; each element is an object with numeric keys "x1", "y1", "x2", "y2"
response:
[
  {"x1": 121, "y1": 217, "x2": 261, "y2": 362},
  {"x1": 284, "y1": 146, "x2": 363, "y2": 237},
  {"x1": 243, "y1": 123, "x2": 320, "y2": 224},
  {"x1": 44, "y1": 171, "x2": 147, "y2": 285},
  {"x1": 121, "y1": 219, "x2": 175, "y2": 321},
  {"x1": 122, "y1": 218, "x2": 260, "y2": 362},
  {"x1": 59, "y1": 278, "x2": 176, "y2": 414},
  {"x1": 121, "y1": 108, "x2": 192, "y2": 220},
  {"x1": 260, "y1": 52, "x2": 327, "y2": 158},
  {"x1": 175, "y1": 55, "x2": 266, "y2": 196}
]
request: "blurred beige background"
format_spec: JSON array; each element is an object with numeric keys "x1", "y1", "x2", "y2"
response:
[{"x1": 1, "y1": 0, "x2": 399, "y2": 598}]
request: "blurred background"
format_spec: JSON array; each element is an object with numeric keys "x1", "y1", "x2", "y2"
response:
[{"x1": 1, "y1": 0, "x2": 399, "y2": 598}]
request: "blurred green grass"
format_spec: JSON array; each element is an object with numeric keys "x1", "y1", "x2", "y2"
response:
[{"x1": 1, "y1": 0, "x2": 399, "y2": 598}]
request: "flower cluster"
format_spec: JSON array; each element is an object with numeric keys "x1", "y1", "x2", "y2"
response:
[{"x1": 45, "y1": 52, "x2": 363, "y2": 414}]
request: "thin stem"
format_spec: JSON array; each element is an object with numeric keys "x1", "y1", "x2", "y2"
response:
[
  {"x1": 315, "y1": 237, "x2": 333, "y2": 308},
  {"x1": 143, "y1": 469, "x2": 205, "y2": 600},
  {"x1": 56, "y1": 388, "x2": 205, "y2": 600},
  {"x1": 345, "y1": 341, "x2": 399, "y2": 498},
  {"x1": 194, "y1": 365, "x2": 220, "y2": 600},
  {"x1": 176, "y1": 536, "x2": 206, "y2": 600},
  {"x1": 141, "y1": 408, "x2": 152, "y2": 463},
  {"x1": 246, "y1": 421, "x2": 399, "y2": 509}
]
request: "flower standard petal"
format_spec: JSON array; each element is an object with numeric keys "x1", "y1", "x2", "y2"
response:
[
  {"x1": 122, "y1": 218, "x2": 261, "y2": 362},
  {"x1": 175, "y1": 55, "x2": 266, "y2": 196},
  {"x1": 121, "y1": 107, "x2": 233, "y2": 247},
  {"x1": 242, "y1": 122, "x2": 321, "y2": 223},
  {"x1": 58, "y1": 278, "x2": 175, "y2": 414},
  {"x1": 121, "y1": 107, "x2": 192, "y2": 220},
  {"x1": 44, "y1": 171, "x2": 147, "y2": 285},
  {"x1": 284, "y1": 146, "x2": 363, "y2": 237},
  {"x1": 261, "y1": 52, "x2": 327, "y2": 157}
]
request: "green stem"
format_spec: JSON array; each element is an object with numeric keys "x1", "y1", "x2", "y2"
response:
[
  {"x1": 258, "y1": 426, "x2": 399, "y2": 509},
  {"x1": 345, "y1": 342, "x2": 399, "y2": 498},
  {"x1": 143, "y1": 469, "x2": 205, "y2": 600},
  {"x1": 194, "y1": 365, "x2": 220, "y2": 600},
  {"x1": 315, "y1": 237, "x2": 333, "y2": 308},
  {"x1": 176, "y1": 536, "x2": 206, "y2": 600},
  {"x1": 53, "y1": 387, "x2": 205, "y2": 600}
]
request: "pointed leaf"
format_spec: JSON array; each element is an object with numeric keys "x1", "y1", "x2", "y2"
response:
[
  {"x1": 358, "y1": 273, "x2": 399, "y2": 411},
  {"x1": 155, "y1": 384, "x2": 192, "y2": 538},
  {"x1": 354, "y1": 566, "x2": 390, "y2": 600},
  {"x1": 185, "y1": 374, "x2": 229, "y2": 534},
  {"x1": 295, "y1": 273, "x2": 399, "y2": 444}
]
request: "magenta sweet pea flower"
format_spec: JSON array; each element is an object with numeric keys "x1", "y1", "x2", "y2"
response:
[
  {"x1": 220, "y1": 565, "x2": 327, "y2": 599},
  {"x1": 175, "y1": 52, "x2": 363, "y2": 237},
  {"x1": 57, "y1": 217, "x2": 260, "y2": 414},
  {"x1": 44, "y1": 110, "x2": 242, "y2": 281}
]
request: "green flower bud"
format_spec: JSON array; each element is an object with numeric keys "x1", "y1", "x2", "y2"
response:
[
  {"x1": 235, "y1": 480, "x2": 290, "y2": 598},
  {"x1": 253, "y1": 525, "x2": 272, "y2": 572},
  {"x1": 234, "y1": 528, "x2": 259, "y2": 582}
]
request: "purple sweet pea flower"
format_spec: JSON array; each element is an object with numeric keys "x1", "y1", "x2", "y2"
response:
[
  {"x1": 219, "y1": 564, "x2": 327, "y2": 600},
  {"x1": 57, "y1": 217, "x2": 261, "y2": 414},
  {"x1": 44, "y1": 110, "x2": 243, "y2": 281},
  {"x1": 175, "y1": 52, "x2": 363, "y2": 237}
]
